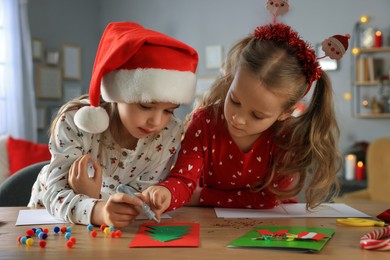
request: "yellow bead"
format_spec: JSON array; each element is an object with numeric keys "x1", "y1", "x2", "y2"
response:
[{"x1": 26, "y1": 238, "x2": 34, "y2": 246}]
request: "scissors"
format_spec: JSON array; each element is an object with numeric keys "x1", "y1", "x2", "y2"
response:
[{"x1": 336, "y1": 218, "x2": 386, "y2": 227}]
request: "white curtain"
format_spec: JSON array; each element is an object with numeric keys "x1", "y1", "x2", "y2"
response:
[{"x1": 0, "y1": 0, "x2": 37, "y2": 141}]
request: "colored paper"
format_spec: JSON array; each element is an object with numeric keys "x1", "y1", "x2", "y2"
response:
[
  {"x1": 227, "y1": 226, "x2": 335, "y2": 252},
  {"x1": 129, "y1": 222, "x2": 200, "y2": 247},
  {"x1": 215, "y1": 203, "x2": 370, "y2": 219}
]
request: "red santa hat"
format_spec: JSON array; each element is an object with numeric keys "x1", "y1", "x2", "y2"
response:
[
  {"x1": 74, "y1": 22, "x2": 198, "y2": 134},
  {"x1": 329, "y1": 34, "x2": 351, "y2": 55}
]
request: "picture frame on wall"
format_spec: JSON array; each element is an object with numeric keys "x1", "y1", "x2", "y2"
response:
[
  {"x1": 46, "y1": 50, "x2": 60, "y2": 66},
  {"x1": 35, "y1": 65, "x2": 62, "y2": 99},
  {"x1": 36, "y1": 107, "x2": 46, "y2": 130},
  {"x1": 32, "y1": 38, "x2": 44, "y2": 61},
  {"x1": 62, "y1": 44, "x2": 81, "y2": 80}
]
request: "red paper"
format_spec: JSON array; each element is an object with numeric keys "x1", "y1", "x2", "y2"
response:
[{"x1": 129, "y1": 222, "x2": 200, "y2": 248}]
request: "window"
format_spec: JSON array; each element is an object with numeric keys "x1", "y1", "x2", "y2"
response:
[{"x1": 0, "y1": 6, "x2": 6, "y2": 135}]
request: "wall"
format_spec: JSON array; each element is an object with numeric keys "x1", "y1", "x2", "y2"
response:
[
  {"x1": 28, "y1": 0, "x2": 390, "y2": 154},
  {"x1": 28, "y1": 0, "x2": 101, "y2": 143}
]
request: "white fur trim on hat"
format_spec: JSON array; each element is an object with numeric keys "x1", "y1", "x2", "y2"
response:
[
  {"x1": 101, "y1": 68, "x2": 196, "y2": 104},
  {"x1": 74, "y1": 106, "x2": 109, "y2": 134}
]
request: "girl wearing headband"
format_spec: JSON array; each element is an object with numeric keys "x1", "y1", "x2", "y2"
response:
[{"x1": 143, "y1": 23, "x2": 342, "y2": 217}]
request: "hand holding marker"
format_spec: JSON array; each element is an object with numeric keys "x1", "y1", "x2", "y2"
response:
[{"x1": 116, "y1": 184, "x2": 159, "y2": 223}]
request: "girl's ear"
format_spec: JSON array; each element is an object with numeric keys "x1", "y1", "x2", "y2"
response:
[{"x1": 277, "y1": 105, "x2": 297, "y2": 121}]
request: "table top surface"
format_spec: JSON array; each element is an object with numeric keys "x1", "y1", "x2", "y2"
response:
[{"x1": 1, "y1": 202, "x2": 390, "y2": 260}]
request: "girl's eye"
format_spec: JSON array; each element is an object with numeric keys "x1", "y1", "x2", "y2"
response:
[
  {"x1": 164, "y1": 109, "x2": 174, "y2": 115},
  {"x1": 328, "y1": 42, "x2": 331, "y2": 46},
  {"x1": 139, "y1": 104, "x2": 151, "y2": 110},
  {"x1": 252, "y1": 113, "x2": 263, "y2": 120},
  {"x1": 230, "y1": 95, "x2": 240, "y2": 105}
]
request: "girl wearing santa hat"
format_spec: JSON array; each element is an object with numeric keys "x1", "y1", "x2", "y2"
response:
[
  {"x1": 28, "y1": 22, "x2": 198, "y2": 227},
  {"x1": 143, "y1": 23, "x2": 344, "y2": 218}
]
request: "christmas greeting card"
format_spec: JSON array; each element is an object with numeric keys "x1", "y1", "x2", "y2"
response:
[
  {"x1": 129, "y1": 222, "x2": 200, "y2": 248},
  {"x1": 227, "y1": 226, "x2": 335, "y2": 252}
]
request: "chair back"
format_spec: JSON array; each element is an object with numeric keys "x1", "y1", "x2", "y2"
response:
[
  {"x1": 0, "y1": 161, "x2": 49, "y2": 206},
  {"x1": 367, "y1": 137, "x2": 390, "y2": 202}
]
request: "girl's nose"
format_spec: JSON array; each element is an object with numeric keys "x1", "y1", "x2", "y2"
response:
[
  {"x1": 232, "y1": 113, "x2": 245, "y2": 125},
  {"x1": 147, "y1": 112, "x2": 163, "y2": 127}
]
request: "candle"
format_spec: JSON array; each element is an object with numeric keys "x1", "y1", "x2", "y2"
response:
[
  {"x1": 355, "y1": 161, "x2": 366, "y2": 180},
  {"x1": 374, "y1": 30, "x2": 382, "y2": 48},
  {"x1": 345, "y1": 154, "x2": 356, "y2": 180}
]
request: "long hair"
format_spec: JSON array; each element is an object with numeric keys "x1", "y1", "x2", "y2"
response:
[
  {"x1": 49, "y1": 95, "x2": 122, "y2": 168},
  {"x1": 192, "y1": 34, "x2": 341, "y2": 209}
]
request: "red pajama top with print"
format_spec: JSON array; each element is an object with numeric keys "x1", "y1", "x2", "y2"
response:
[{"x1": 158, "y1": 108, "x2": 297, "y2": 211}]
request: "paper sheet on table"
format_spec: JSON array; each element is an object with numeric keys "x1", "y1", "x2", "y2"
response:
[
  {"x1": 16, "y1": 209, "x2": 171, "y2": 226},
  {"x1": 214, "y1": 203, "x2": 371, "y2": 218}
]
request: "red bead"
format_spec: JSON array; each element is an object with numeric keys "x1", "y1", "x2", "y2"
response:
[
  {"x1": 39, "y1": 240, "x2": 46, "y2": 248},
  {"x1": 110, "y1": 231, "x2": 116, "y2": 238},
  {"x1": 115, "y1": 230, "x2": 122, "y2": 237},
  {"x1": 90, "y1": 230, "x2": 98, "y2": 237},
  {"x1": 17, "y1": 235, "x2": 23, "y2": 244},
  {"x1": 26, "y1": 229, "x2": 34, "y2": 236},
  {"x1": 69, "y1": 237, "x2": 76, "y2": 244},
  {"x1": 43, "y1": 228, "x2": 49, "y2": 234},
  {"x1": 60, "y1": 226, "x2": 67, "y2": 233},
  {"x1": 66, "y1": 241, "x2": 74, "y2": 248},
  {"x1": 100, "y1": 224, "x2": 106, "y2": 231}
]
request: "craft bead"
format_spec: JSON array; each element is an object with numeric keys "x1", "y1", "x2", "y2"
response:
[
  {"x1": 38, "y1": 240, "x2": 46, "y2": 248},
  {"x1": 26, "y1": 229, "x2": 34, "y2": 236},
  {"x1": 66, "y1": 241, "x2": 74, "y2": 248},
  {"x1": 53, "y1": 226, "x2": 60, "y2": 233},
  {"x1": 26, "y1": 238, "x2": 34, "y2": 246},
  {"x1": 87, "y1": 224, "x2": 93, "y2": 231},
  {"x1": 90, "y1": 230, "x2": 98, "y2": 237}
]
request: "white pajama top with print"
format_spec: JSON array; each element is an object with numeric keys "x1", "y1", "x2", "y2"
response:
[{"x1": 28, "y1": 109, "x2": 183, "y2": 225}]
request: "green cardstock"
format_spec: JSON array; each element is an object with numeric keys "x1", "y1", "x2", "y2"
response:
[
  {"x1": 227, "y1": 226, "x2": 335, "y2": 252},
  {"x1": 146, "y1": 225, "x2": 191, "y2": 242}
]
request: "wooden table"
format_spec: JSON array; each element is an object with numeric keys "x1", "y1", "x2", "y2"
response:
[{"x1": 1, "y1": 202, "x2": 390, "y2": 259}]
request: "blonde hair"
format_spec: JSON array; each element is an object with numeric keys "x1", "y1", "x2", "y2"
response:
[
  {"x1": 49, "y1": 95, "x2": 123, "y2": 168},
  {"x1": 191, "y1": 35, "x2": 341, "y2": 209}
]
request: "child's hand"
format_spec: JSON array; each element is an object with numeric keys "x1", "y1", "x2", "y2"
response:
[
  {"x1": 91, "y1": 193, "x2": 143, "y2": 227},
  {"x1": 68, "y1": 154, "x2": 102, "y2": 199},
  {"x1": 142, "y1": 186, "x2": 172, "y2": 219}
]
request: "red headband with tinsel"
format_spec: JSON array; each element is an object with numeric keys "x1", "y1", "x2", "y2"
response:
[{"x1": 254, "y1": 23, "x2": 322, "y2": 94}]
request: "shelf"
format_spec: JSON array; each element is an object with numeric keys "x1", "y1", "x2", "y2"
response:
[
  {"x1": 353, "y1": 113, "x2": 390, "y2": 119},
  {"x1": 354, "y1": 47, "x2": 390, "y2": 53},
  {"x1": 355, "y1": 80, "x2": 390, "y2": 86}
]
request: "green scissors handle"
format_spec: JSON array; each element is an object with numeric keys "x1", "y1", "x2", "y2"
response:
[{"x1": 336, "y1": 218, "x2": 386, "y2": 227}]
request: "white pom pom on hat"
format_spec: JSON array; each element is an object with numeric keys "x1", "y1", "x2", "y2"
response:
[{"x1": 74, "y1": 22, "x2": 199, "y2": 134}]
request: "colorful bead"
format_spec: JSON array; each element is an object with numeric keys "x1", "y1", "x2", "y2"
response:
[
  {"x1": 65, "y1": 232, "x2": 72, "y2": 240},
  {"x1": 109, "y1": 226, "x2": 115, "y2": 232},
  {"x1": 115, "y1": 230, "x2": 122, "y2": 238},
  {"x1": 69, "y1": 237, "x2": 76, "y2": 244},
  {"x1": 43, "y1": 228, "x2": 49, "y2": 234},
  {"x1": 26, "y1": 238, "x2": 34, "y2": 246},
  {"x1": 100, "y1": 224, "x2": 106, "y2": 231},
  {"x1": 38, "y1": 232, "x2": 48, "y2": 240},
  {"x1": 66, "y1": 226, "x2": 72, "y2": 232},
  {"x1": 104, "y1": 227, "x2": 110, "y2": 235},
  {"x1": 17, "y1": 235, "x2": 23, "y2": 244},
  {"x1": 20, "y1": 236, "x2": 28, "y2": 244},
  {"x1": 53, "y1": 226, "x2": 60, "y2": 233},
  {"x1": 26, "y1": 229, "x2": 34, "y2": 236},
  {"x1": 66, "y1": 241, "x2": 74, "y2": 248},
  {"x1": 87, "y1": 224, "x2": 93, "y2": 231},
  {"x1": 60, "y1": 226, "x2": 67, "y2": 233},
  {"x1": 38, "y1": 240, "x2": 46, "y2": 248},
  {"x1": 90, "y1": 230, "x2": 98, "y2": 238}
]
